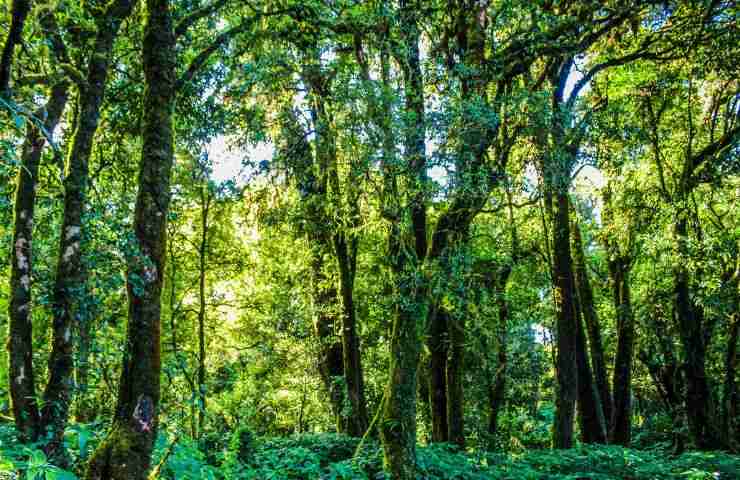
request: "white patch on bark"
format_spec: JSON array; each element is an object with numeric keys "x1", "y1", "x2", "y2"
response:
[
  {"x1": 20, "y1": 274, "x2": 30, "y2": 290},
  {"x1": 63, "y1": 242, "x2": 79, "y2": 262},
  {"x1": 144, "y1": 263, "x2": 158, "y2": 283},
  {"x1": 65, "y1": 225, "x2": 81, "y2": 240},
  {"x1": 64, "y1": 327, "x2": 71, "y2": 343},
  {"x1": 19, "y1": 210, "x2": 27, "y2": 220},
  {"x1": 16, "y1": 366, "x2": 25, "y2": 385},
  {"x1": 17, "y1": 303, "x2": 30, "y2": 313},
  {"x1": 15, "y1": 237, "x2": 29, "y2": 270}
]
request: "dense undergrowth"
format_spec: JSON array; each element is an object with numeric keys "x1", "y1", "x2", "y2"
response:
[{"x1": 1, "y1": 424, "x2": 738, "y2": 479}]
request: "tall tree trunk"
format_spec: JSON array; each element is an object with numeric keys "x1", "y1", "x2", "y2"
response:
[
  {"x1": 8, "y1": 81, "x2": 69, "y2": 443},
  {"x1": 0, "y1": 0, "x2": 31, "y2": 94},
  {"x1": 380, "y1": 0, "x2": 426, "y2": 475},
  {"x1": 380, "y1": 251, "x2": 424, "y2": 480},
  {"x1": 45, "y1": 0, "x2": 136, "y2": 463},
  {"x1": 428, "y1": 308, "x2": 449, "y2": 442},
  {"x1": 334, "y1": 233, "x2": 369, "y2": 436},
  {"x1": 674, "y1": 215, "x2": 720, "y2": 449},
  {"x1": 572, "y1": 221, "x2": 613, "y2": 428},
  {"x1": 85, "y1": 0, "x2": 174, "y2": 477},
  {"x1": 609, "y1": 256, "x2": 635, "y2": 445},
  {"x1": 550, "y1": 190, "x2": 578, "y2": 449}
]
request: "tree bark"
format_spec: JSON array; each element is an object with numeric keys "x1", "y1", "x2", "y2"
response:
[
  {"x1": 8, "y1": 81, "x2": 69, "y2": 443},
  {"x1": 550, "y1": 190, "x2": 578, "y2": 449},
  {"x1": 428, "y1": 308, "x2": 449, "y2": 442},
  {"x1": 574, "y1": 296, "x2": 607, "y2": 444},
  {"x1": 572, "y1": 221, "x2": 613, "y2": 429},
  {"x1": 673, "y1": 215, "x2": 721, "y2": 449},
  {"x1": 0, "y1": 0, "x2": 31, "y2": 94},
  {"x1": 196, "y1": 184, "x2": 211, "y2": 436},
  {"x1": 488, "y1": 266, "x2": 511, "y2": 440},
  {"x1": 334, "y1": 233, "x2": 369, "y2": 436},
  {"x1": 380, "y1": 1, "x2": 426, "y2": 475},
  {"x1": 45, "y1": 0, "x2": 136, "y2": 463},
  {"x1": 85, "y1": 0, "x2": 174, "y2": 477},
  {"x1": 608, "y1": 255, "x2": 635, "y2": 445}
]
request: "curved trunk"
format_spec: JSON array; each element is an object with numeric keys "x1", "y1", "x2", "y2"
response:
[{"x1": 85, "y1": 0, "x2": 174, "y2": 477}]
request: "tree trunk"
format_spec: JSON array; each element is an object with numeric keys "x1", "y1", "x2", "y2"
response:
[
  {"x1": 0, "y1": 0, "x2": 31, "y2": 94},
  {"x1": 550, "y1": 191, "x2": 578, "y2": 449},
  {"x1": 85, "y1": 0, "x2": 174, "y2": 477},
  {"x1": 8, "y1": 81, "x2": 69, "y2": 443},
  {"x1": 428, "y1": 308, "x2": 449, "y2": 442},
  {"x1": 722, "y1": 306, "x2": 739, "y2": 448},
  {"x1": 196, "y1": 185, "x2": 211, "y2": 436},
  {"x1": 609, "y1": 257, "x2": 635, "y2": 445},
  {"x1": 674, "y1": 215, "x2": 721, "y2": 449},
  {"x1": 380, "y1": 254, "x2": 424, "y2": 480},
  {"x1": 311, "y1": 245, "x2": 346, "y2": 431},
  {"x1": 572, "y1": 221, "x2": 613, "y2": 429},
  {"x1": 380, "y1": 0, "x2": 426, "y2": 475},
  {"x1": 334, "y1": 233, "x2": 369, "y2": 436},
  {"x1": 488, "y1": 266, "x2": 511, "y2": 440},
  {"x1": 574, "y1": 298, "x2": 607, "y2": 444},
  {"x1": 45, "y1": 0, "x2": 136, "y2": 463},
  {"x1": 446, "y1": 307, "x2": 465, "y2": 447}
]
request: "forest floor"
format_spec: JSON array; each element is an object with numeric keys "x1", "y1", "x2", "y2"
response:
[{"x1": 2, "y1": 428, "x2": 740, "y2": 479}]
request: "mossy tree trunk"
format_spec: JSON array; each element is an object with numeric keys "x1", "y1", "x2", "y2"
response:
[
  {"x1": 8, "y1": 80, "x2": 69, "y2": 443},
  {"x1": 44, "y1": 0, "x2": 136, "y2": 463},
  {"x1": 85, "y1": 0, "x2": 175, "y2": 477},
  {"x1": 380, "y1": 1, "x2": 426, "y2": 476},
  {"x1": 0, "y1": 0, "x2": 31, "y2": 94}
]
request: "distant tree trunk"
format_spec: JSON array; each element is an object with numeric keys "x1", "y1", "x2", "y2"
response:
[
  {"x1": 674, "y1": 215, "x2": 721, "y2": 449},
  {"x1": 0, "y1": 0, "x2": 31, "y2": 94},
  {"x1": 8, "y1": 81, "x2": 69, "y2": 443},
  {"x1": 572, "y1": 221, "x2": 613, "y2": 429},
  {"x1": 196, "y1": 184, "x2": 211, "y2": 437},
  {"x1": 550, "y1": 190, "x2": 578, "y2": 449},
  {"x1": 85, "y1": 0, "x2": 174, "y2": 477},
  {"x1": 428, "y1": 307, "x2": 449, "y2": 442},
  {"x1": 45, "y1": 0, "x2": 136, "y2": 463}
]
